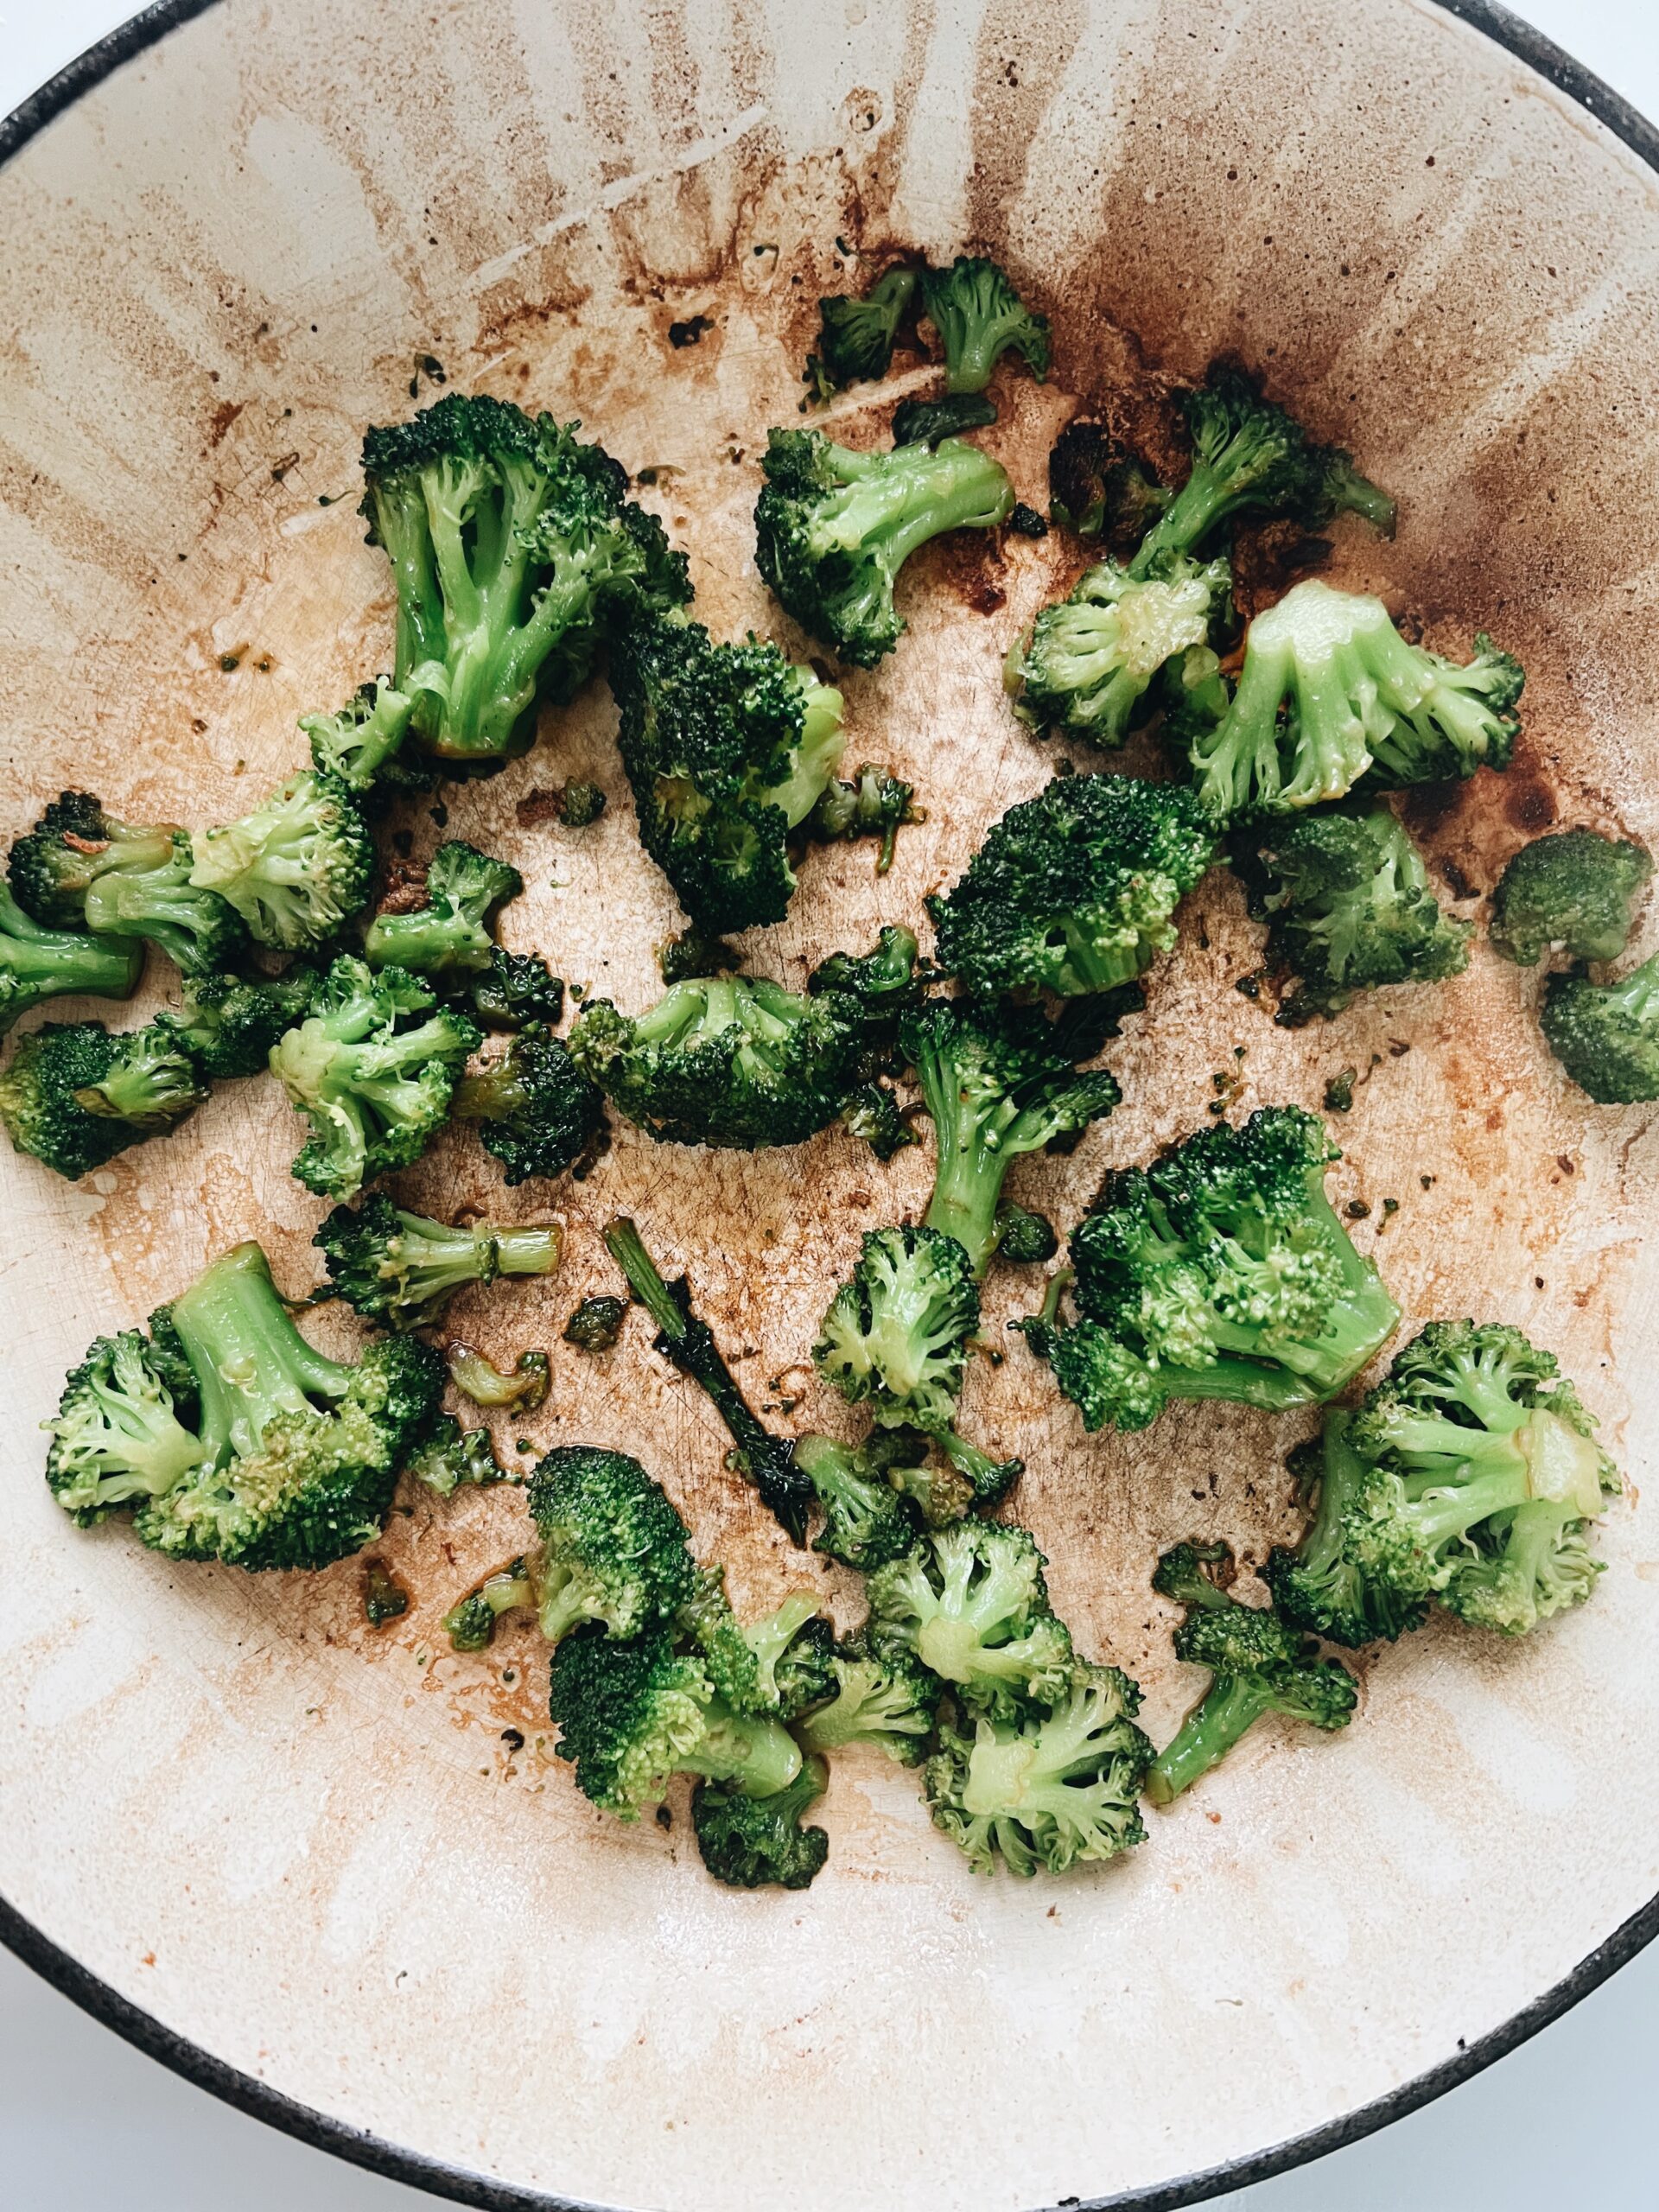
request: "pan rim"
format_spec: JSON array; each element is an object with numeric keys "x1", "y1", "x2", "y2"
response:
[{"x1": 2, "y1": 3, "x2": 1655, "y2": 2208}]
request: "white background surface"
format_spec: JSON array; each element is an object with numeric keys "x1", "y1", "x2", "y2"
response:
[{"x1": 2, "y1": 2, "x2": 1656, "y2": 2208}]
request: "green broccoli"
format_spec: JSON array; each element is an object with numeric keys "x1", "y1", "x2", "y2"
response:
[
  {"x1": 814, "y1": 1224, "x2": 980, "y2": 1433},
  {"x1": 359, "y1": 392, "x2": 690, "y2": 760},
  {"x1": 569, "y1": 976, "x2": 867, "y2": 1150},
  {"x1": 10, "y1": 791, "x2": 248, "y2": 976},
  {"x1": 1248, "y1": 803, "x2": 1471, "y2": 1024},
  {"x1": 188, "y1": 770, "x2": 374, "y2": 951},
  {"x1": 924, "y1": 1662, "x2": 1152, "y2": 1876},
  {"x1": 602, "y1": 1217, "x2": 813, "y2": 1541},
  {"x1": 918, "y1": 256, "x2": 1050, "y2": 394},
  {"x1": 1185, "y1": 582, "x2": 1522, "y2": 821},
  {"x1": 804, "y1": 264, "x2": 918, "y2": 397},
  {"x1": 994, "y1": 1205, "x2": 1057, "y2": 1264},
  {"x1": 0, "y1": 1020, "x2": 207, "y2": 1179},
  {"x1": 442, "y1": 1556, "x2": 536, "y2": 1649},
  {"x1": 792, "y1": 1431, "x2": 927, "y2": 1572},
  {"x1": 658, "y1": 927, "x2": 736, "y2": 987},
  {"x1": 754, "y1": 428, "x2": 1014, "y2": 666},
  {"x1": 808, "y1": 763, "x2": 917, "y2": 874},
  {"x1": 1007, "y1": 557, "x2": 1230, "y2": 747},
  {"x1": 868, "y1": 1522, "x2": 1073, "y2": 1717},
  {"x1": 806, "y1": 924, "x2": 929, "y2": 1014},
  {"x1": 159, "y1": 966, "x2": 319, "y2": 1078},
  {"x1": 1023, "y1": 1107, "x2": 1400, "y2": 1433},
  {"x1": 527, "y1": 1444, "x2": 696, "y2": 1645},
  {"x1": 928, "y1": 773, "x2": 1216, "y2": 997},
  {"x1": 1265, "y1": 1322, "x2": 1618, "y2": 1644},
  {"x1": 407, "y1": 1414, "x2": 503, "y2": 1497},
  {"x1": 900, "y1": 993, "x2": 1135, "y2": 1278},
  {"x1": 363, "y1": 841, "x2": 522, "y2": 978},
  {"x1": 891, "y1": 393, "x2": 998, "y2": 448},
  {"x1": 0, "y1": 883, "x2": 143, "y2": 1035},
  {"x1": 557, "y1": 780, "x2": 607, "y2": 827},
  {"x1": 795, "y1": 1637, "x2": 941, "y2": 1764},
  {"x1": 692, "y1": 1755, "x2": 830, "y2": 1889},
  {"x1": 313, "y1": 1194, "x2": 558, "y2": 1331},
  {"x1": 1491, "y1": 830, "x2": 1651, "y2": 967},
  {"x1": 446, "y1": 1344, "x2": 550, "y2": 1410},
  {"x1": 452, "y1": 1025, "x2": 607, "y2": 1184},
  {"x1": 563, "y1": 1294, "x2": 628, "y2": 1352},
  {"x1": 45, "y1": 1241, "x2": 442, "y2": 1569},
  {"x1": 1541, "y1": 956, "x2": 1659, "y2": 1103},
  {"x1": 1144, "y1": 1541, "x2": 1357, "y2": 1803},
  {"x1": 467, "y1": 947, "x2": 564, "y2": 1031},
  {"x1": 608, "y1": 607, "x2": 847, "y2": 932},
  {"x1": 301, "y1": 677, "x2": 424, "y2": 792},
  {"x1": 1047, "y1": 422, "x2": 1170, "y2": 549},
  {"x1": 839, "y1": 1079, "x2": 916, "y2": 1160}
]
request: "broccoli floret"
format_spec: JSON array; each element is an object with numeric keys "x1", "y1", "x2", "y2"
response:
[
  {"x1": 935, "y1": 1425, "x2": 1024, "y2": 1512},
  {"x1": 53, "y1": 1241, "x2": 442, "y2": 1569},
  {"x1": 407, "y1": 1414, "x2": 503, "y2": 1497},
  {"x1": 796, "y1": 1637, "x2": 942, "y2": 1764},
  {"x1": 160, "y1": 966, "x2": 319, "y2": 1078},
  {"x1": 918, "y1": 256, "x2": 1049, "y2": 394},
  {"x1": 814, "y1": 1225, "x2": 980, "y2": 1433},
  {"x1": 1491, "y1": 830, "x2": 1651, "y2": 968},
  {"x1": 563, "y1": 1294, "x2": 628, "y2": 1352},
  {"x1": 467, "y1": 946, "x2": 564, "y2": 1031},
  {"x1": 0, "y1": 1020, "x2": 207, "y2": 1179},
  {"x1": 807, "y1": 925, "x2": 928, "y2": 1014},
  {"x1": 840, "y1": 1080, "x2": 916, "y2": 1160},
  {"x1": 755, "y1": 429, "x2": 1014, "y2": 666},
  {"x1": 442, "y1": 1556, "x2": 535, "y2": 1649},
  {"x1": 359, "y1": 393, "x2": 690, "y2": 760},
  {"x1": 1047, "y1": 423, "x2": 1170, "y2": 550},
  {"x1": 550, "y1": 1623, "x2": 804, "y2": 1816},
  {"x1": 929, "y1": 773, "x2": 1216, "y2": 997},
  {"x1": 189, "y1": 770, "x2": 374, "y2": 951},
  {"x1": 804, "y1": 264, "x2": 918, "y2": 397},
  {"x1": 1186, "y1": 582, "x2": 1522, "y2": 821},
  {"x1": 526, "y1": 1444, "x2": 696, "y2": 1645},
  {"x1": 1027, "y1": 1107, "x2": 1400, "y2": 1433},
  {"x1": 569, "y1": 976, "x2": 866, "y2": 1150},
  {"x1": 301, "y1": 677, "x2": 423, "y2": 792},
  {"x1": 314, "y1": 1193, "x2": 558, "y2": 1331},
  {"x1": 452, "y1": 1025, "x2": 607, "y2": 1184},
  {"x1": 363, "y1": 841, "x2": 522, "y2": 979},
  {"x1": 1541, "y1": 956, "x2": 1659, "y2": 1103},
  {"x1": 1250, "y1": 803, "x2": 1471, "y2": 1024},
  {"x1": 658, "y1": 927, "x2": 735, "y2": 987},
  {"x1": 446, "y1": 1344, "x2": 550, "y2": 1410},
  {"x1": 268, "y1": 955, "x2": 480, "y2": 1198},
  {"x1": 808, "y1": 763, "x2": 917, "y2": 874},
  {"x1": 1130, "y1": 361, "x2": 1393, "y2": 580},
  {"x1": 994, "y1": 1205, "x2": 1058, "y2": 1265},
  {"x1": 1144, "y1": 1541, "x2": 1357, "y2": 1803},
  {"x1": 924, "y1": 1662, "x2": 1151, "y2": 1876},
  {"x1": 692, "y1": 1755, "x2": 830, "y2": 1889},
  {"x1": 868, "y1": 1522, "x2": 1073, "y2": 1717},
  {"x1": 0, "y1": 883, "x2": 144, "y2": 1035},
  {"x1": 1007, "y1": 558, "x2": 1230, "y2": 747},
  {"x1": 901, "y1": 993, "x2": 1135, "y2": 1277},
  {"x1": 1266, "y1": 1323, "x2": 1617, "y2": 1643},
  {"x1": 10, "y1": 790, "x2": 248, "y2": 976},
  {"x1": 793, "y1": 1431, "x2": 925, "y2": 1572},
  {"x1": 603, "y1": 1216, "x2": 812, "y2": 1541},
  {"x1": 608, "y1": 607, "x2": 847, "y2": 932},
  {"x1": 892, "y1": 393, "x2": 997, "y2": 448},
  {"x1": 741, "y1": 1591, "x2": 837, "y2": 1720},
  {"x1": 557, "y1": 780, "x2": 607, "y2": 827}
]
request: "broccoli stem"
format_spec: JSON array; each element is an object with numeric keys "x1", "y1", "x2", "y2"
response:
[
  {"x1": 167, "y1": 1242, "x2": 349, "y2": 1467},
  {"x1": 686, "y1": 1699, "x2": 804, "y2": 1798},
  {"x1": 0, "y1": 886, "x2": 143, "y2": 1021},
  {"x1": 1145, "y1": 1675, "x2": 1278, "y2": 1803},
  {"x1": 363, "y1": 907, "x2": 491, "y2": 975}
]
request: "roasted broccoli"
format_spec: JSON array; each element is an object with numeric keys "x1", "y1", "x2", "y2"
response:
[
  {"x1": 658, "y1": 927, "x2": 735, "y2": 987},
  {"x1": 314, "y1": 1194, "x2": 558, "y2": 1331},
  {"x1": 755, "y1": 428, "x2": 1014, "y2": 666},
  {"x1": 918, "y1": 256, "x2": 1050, "y2": 394},
  {"x1": 563, "y1": 1294, "x2": 628, "y2": 1352},
  {"x1": 557, "y1": 780, "x2": 607, "y2": 827},
  {"x1": 569, "y1": 976, "x2": 866, "y2": 1150},
  {"x1": 447, "y1": 1344, "x2": 550, "y2": 1410},
  {"x1": 1541, "y1": 956, "x2": 1659, "y2": 1103},
  {"x1": 1145, "y1": 1541, "x2": 1357, "y2": 1803},
  {"x1": 608, "y1": 607, "x2": 846, "y2": 932},
  {"x1": 0, "y1": 1019, "x2": 207, "y2": 1179},
  {"x1": 43, "y1": 1325, "x2": 205, "y2": 1525},
  {"x1": 1047, "y1": 422, "x2": 1170, "y2": 550},
  {"x1": 839, "y1": 1079, "x2": 917, "y2": 1160},
  {"x1": 994, "y1": 1205, "x2": 1058, "y2": 1264},
  {"x1": 359, "y1": 393, "x2": 690, "y2": 760},
  {"x1": 868, "y1": 1521, "x2": 1073, "y2": 1717},
  {"x1": 692, "y1": 1755, "x2": 830, "y2": 1889},
  {"x1": 527, "y1": 1444, "x2": 696, "y2": 1645},
  {"x1": 1184, "y1": 582, "x2": 1522, "y2": 821},
  {"x1": 925, "y1": 1661, "x2": 1152, "y2": 1876},
  {"x1": 467, "y1": 946, "x2": 564, "y2": 1031},
  {"x1": 160, "y1": 966, "x2": 319, "y2": 1079},
  {"x1": 442, "y1": 1556, "x2": 535, "y2": 1649},
  {"x1": 796, "y1": 1637, "x2": 941, "y2": 1764},
  {"x1": 10, "y1": 790, "x2": 248, "y2": 976},
  {"x1": 804, "y1": 264, "x2": 918, "y2": 397},
  {"x1": 793, "y1": 1430, "x2": 928, "y2": 1572},
  {"x1": 1248, "y1": 803, "x2": 1471, "y2": 1024},
  {"x1": 0, "y1": 883, "x2": 143, "y2": 1035},
  {"x1": 1491, "y1": 830, "x2": 1651, "y2": 968},
  {"x1": 301, "y1": 677, "x2": 423, "y2": 792},
  {"x1": 452, "y1": 1025, "x2": 607, "y2": 1184},
  {"x1": 188, "y1": 770, "x2": 374, "y2": 952},
  {"x1": 1024, "y1": 1106, "x2": 1400, "y2": 1433},
  {"x1": 928, "y1": 773, "x2": 1215, "y2": 997},
  {"x1": 814, "y1": 1225, "x2": 981, "y2": 1433},
  {"x1": 407, "y1": 1414, "x2": 503, "y2": 1497},
  {"x1": 1007, "y1": 557, "x2": 1230, "y2": 747},
  {"x1": 891, "y1": 392, "x2": 998, "y2": 448},
  {"x1": 807, "y1": 924, "x2": 929, "y2": 1014},
  {"x1": 363, "y1": 841, "x2": 522, "y2": 978},
  {"x1": 808, "y1": 763, "x2": 917, "y2": 874}
]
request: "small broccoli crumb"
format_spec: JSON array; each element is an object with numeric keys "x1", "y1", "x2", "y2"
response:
[
  {"x1": 563, "y1": 1295, "x2": 628, "y2": 1353},
  {"x1": 446, "y1": 1344, "x2": 550, "y2": 1410},
  {"x1": 363, "y1": 1559, "x2": 410, "y2": 1626},
  {"x1": 558, "y1": 780, "x2": 607, "y2": 827},
  {"x1": 1324, "y1": 1067, "x2": 1357, "y2": 1114}
]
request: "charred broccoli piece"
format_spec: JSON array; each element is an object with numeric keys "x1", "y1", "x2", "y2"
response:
[
  {"x1": 796, "y1": 1637, "x2": 941, "y2": 1764},
  {"x1": 891, "y1": 392, "x2": 998, "y2": 448},
  {"x1": 1007, "y1": 557, "x2": 1230, "y2": 747},
  {"x1": 407, "y1": 1415, "x2": 503, "y2": 1497},
  {"x1": 658, "y1": 927, "x2": 735, "y2": 987},
  {"x1": 452, "y1": 1025, "x2": 607, "y2": 1184},
  {"x1": 467, "y1": 946, "x2": 564, "y2": 1031},
  {"x1": 159, "y1": 966, "x2": 319, "y2": 1078},
  {"x1": 363, "y1": 841, "x2": 522, "y2": 978},
  {"x1": 808, "y1": 763, "x2": 917, "y2": 874},
  {"x1": 868, "y1": 1521, "x2": 1073, "y2": 1718},
  {"x1": 301, "y1": 677, "x2": 424, "y2": 792},
  {"x1": 526, "y1": 1444, "x2": 697, "y2": 1646},
  {"x1": 994, "y1": 1205, "x2": 1057, "y2": 1265},
  {"x1": 839, "y1": 1079, "x2": 916, "y2": 1160},
  {"x1": 10, "y1": 790, "x2": 248, "y2": 976},
  {"x1": 0, "y1": 883, "x2": 143, "y2": 1035},
  {"x1": 188, "y1": 770, "x2": 374, "y2": 952},
  {"x1": 442, "y1": 1556, "x2": 536, "y2": 1649},
  {"x1": 814, "y1": 1225, "x2": 980, "y2": 1433},
  {"x1": 804, "y1": 263, "x2": 918, "y2": 397},
  {"x1": 1541, "y1": 956, "x2": 1659, "y2": 1103},
  {"x1": 692, "y1": 1756, "x2": 830, "y2": 1889},
  {"x1": 1047, "y1": 423, "x2": 1170, "y2": 550},
  {"x1": 563, "y1": 1294, "x2": 628, "y2": 1352},
  {"x1": 1491, "y1": 830, "x2": 1651, "y2": 968},
  {"x1": 918, "y1": 256, "x2": 1050, "y2": 394},
  {"x1": 0, "y1": 1019, "x2": 207, "y2": 1179},
  {"x1": 314, "y1": 1194, "x2": 558, "y2": 1331},
  {"x1": 755, "y1": 428, "x2": 1014, "y2": 667}
]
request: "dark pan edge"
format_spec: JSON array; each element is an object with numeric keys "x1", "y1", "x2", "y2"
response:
[{"x1": 0, "y1": 2, "x2": 1656, "y2": 2209}]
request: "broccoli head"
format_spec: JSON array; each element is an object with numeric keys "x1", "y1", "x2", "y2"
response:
[
  {"x1": 1491, "y1": 830, "x2": 1651, "y2": 968},
  {"x1": 929, "y1": 772, "x2": 1216, "y2": 997},
  {"x1": 925, "y1": 1662, "x2": 1151, "y2": 1876},
  {"x1": 1007, "y1": 557, "x2": 1230, "y2": 747},
  {"x1": 609, "y1": 607, "x2": 846, "y2": 932},
  {"x1": 1541, "y1": 956, "x2": 1659, "y2": 1103},
  {"x1": 994, "y1": 1205, "x2": 1058, "y2": 1265},
  {"x1": 0, "y1": 883, "x2": 143, "y2": 1036},
  {"x1": 891, "y1": 392, "x2": 998, "y2": 448},
  {"x1": 44, "y1": 1326, "x2": 205, "y2": 1524},
  {"x1": 189, "y1": 770, "x2": 374, "y2": 951},
  {"x1": 160, "y1": 966, "x2": 319, "y2": 1079},
  {"x1": 563, "y1": 1294, "x2": 628, "y2": 1352},
  {"x1": 301, "y1": 677, "x2": 424, "y2": 792},
  {"x1": 363, "y1": 841, "x2": 522, "y2": 979},
  {"x1": 1047, "y1": 422, "x2": 1170, "y2": 550},
  {"x1": 918, "y1": 256, "x2": 1050, "y2": 394},
  {"x1": 452, "y1": 1025, "x2": 607, "y2": 1184},
  {"x1": 0, "y1": 1019, "x2": 207, "y2": 1179},
  {"x1": 804, "y1": 264, "x2": 918, "y2": 397},
  {"x1": 442, "y1": 1556, "x2": 535, "y2": 1649},
  {"x1": 755, "y1": 428, "x2": 1014, "y2": 667},
  {"x1": 314, "y1": 1193, "x2": 558, "y2": 1331},
  {"x1": 868, "y1": 1521, "x2": 1073, "y2": 1718},
  {"x1": 808, "y1": 763, "x2": 917, "y2": 875},
  {"x1": 814, "y1": 1224, "x2": 980, "y2": 1433},
  {"x1": 796, "y1": 1637, "x2": 942, "y2": 1764},
  {"x1": 467, "y1": 946, "x2": 565, "y2": 1031},
  {"x1": 268, "y1": 955, "x2": 480, "y2": 1198},
  {"x1": 359, "y1": 393, "x2": 690, "y2": 760},
  {"x1": 692, "y1": 1755, "x2": 830, "y2": 1890},
  {"x1": 527, "y1": 1444, "x2": 696, "y2": 1645},
  {"x1": 408, "y1": 1414, "x2": 503, "y2": 1497},
  {"x1": 839, "y1": 1079, "x2": 917, "y2": 1161},
  {"x1": 10, "y1": 790, "x2": 248, "y2": 976},
  {"x1": 793, "y1": 1431, "x2": 929, "y2": 1573}
]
